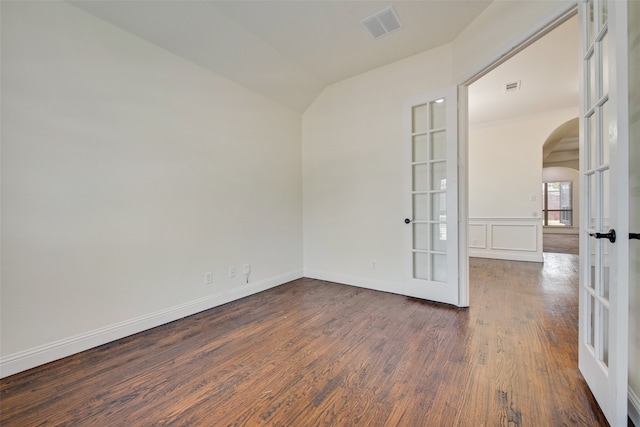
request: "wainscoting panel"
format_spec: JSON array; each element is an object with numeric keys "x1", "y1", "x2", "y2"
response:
[
  {"x1": 491, "y1": 224, "x2": 537, "y2": 251},
  {"x1": 469, "y1": 224, "x2": 487, "y2": 249},
  {"x1": 469, "y1": 218, "x2": 543, "y2": 262}
]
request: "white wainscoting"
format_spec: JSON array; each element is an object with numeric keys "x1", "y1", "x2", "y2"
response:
[{"x1": 469, "y1": 217, "x2": 543, "y2": 262}]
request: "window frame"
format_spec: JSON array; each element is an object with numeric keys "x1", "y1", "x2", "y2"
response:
[{"x1": 542, "y1": 181, "x2": 574, "y2": 227}]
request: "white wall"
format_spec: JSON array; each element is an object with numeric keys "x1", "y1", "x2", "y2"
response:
[
  {"x1": 452, "y1": 0, "x2": 575, "y2": 83},
  {"x1": 1, "y1": 2, "x2": 302, "y2": 376},
  {"x1": 542, "y1": 166, "x2": 580, "y2": 235},
  {"x1": 302, "y1": 45, "x2": 453, "y2": 293},
  {"x1": 468, "y1": 109, "x2": 578, "y2": 262},
  {"x1": 301, "y1": 0, "x2": 582, "y2": 289}
]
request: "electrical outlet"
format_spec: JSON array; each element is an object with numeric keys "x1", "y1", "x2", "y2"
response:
[
  {"x1": 228, "y1": 266, "x2": 236, "y2": 279},
  {"x1": 371, "y1": 261, "x2": 376, "y2": 270},
  {"x1": 204, "y1": 272, "x2": 213, "y2": 286},
  {"x1": 243, "y1": 264, "x2": 251, "y2": 275}
]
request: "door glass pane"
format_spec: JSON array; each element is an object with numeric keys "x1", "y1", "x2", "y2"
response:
[
  {"x1": 412, "y1": 134, "x2": 428, "y2": 162},
  {"x1": 413, "y1": 223, "x2": 428, "y2": 251},
  {"x1": 602, "y1": 169, "x2": 610, "y2": 229},
  {"x1": 430, "y1": 161, "x2": 446, "y2": 190},
  {"x1": 431, "y1": 131, "x2": 446, "y2": 160},
  {"x1": 588, "y1": 52, "x2": 596, "y2": 108},
  {"x1": 599, "y1": 0, "x2": 608, "y2": 29},
  {"x1": 431, "y1": 253, "x2": 447, "y2": 282},
  {"x1": 589, "y1": 173, "x2": 597, "y2": 228},
  {"x1": 601, "y1": 304, "x2": 609, "y2": 367},
  {"x1": 589, "y1": 237, "x2": 596, "y2": 290},
  {"x1": 602, "y1": 262, "x2": 610, "y2": 299},
  {"x1": 601, "y1": 31, "x2": 609, "y2": 97},
  {"x1": 602, "y1": 101, "x2": 610, "y2": 165},
  {"x1": 413, "y1": 163, "x2": 428, "y2": 191},
  {"x1": 587, "y1": 0, "x2": 595, "y2": 45},
  {"x1": 412, "y1": 104, "x2": 427, "y2": 133},
  {"x1": 430, "y1": 99, "x2": 445, "y2": 130},
  {"x1": 431, "y1": 223, "x2": 446, "y2": 251},
  {"x1": 431, "y1": 192, "x2": 446, "y2": 221},
  {"x1": 413, "y1": 194, "x2": 428, "y2": 220},
  {"x1": 588, "y1": 294, "x2": 595, "y2": 347},
  {"x1": 413, "y1": 252, "x2": 428, "y2": 280},
  {"x1": 588, "y1": 112, "x2": 597, "y2": 169}
]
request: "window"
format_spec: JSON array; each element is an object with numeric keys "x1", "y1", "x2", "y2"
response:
[{"x1": 542, "y1": 181, "x2": 573, "y2": 226}]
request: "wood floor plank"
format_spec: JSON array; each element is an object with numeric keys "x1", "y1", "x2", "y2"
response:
[{"x1": 1, "y1": 254, "x2": 613, "y2": 426}]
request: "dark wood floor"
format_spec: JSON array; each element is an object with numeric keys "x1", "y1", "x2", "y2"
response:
[{"x1": 1, "y1": 254, "x2": 609, "y2": 426}]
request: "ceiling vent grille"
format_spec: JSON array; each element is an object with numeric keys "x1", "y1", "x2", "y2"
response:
[
  {"x1": 362, "y1": 6, "x2": 402, "y2": 39},
  {"x1": 504, "y1": 81, "x2": 521, "y2": 92}
]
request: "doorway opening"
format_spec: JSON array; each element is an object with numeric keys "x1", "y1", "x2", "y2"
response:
[
  {"x1": 541, "y1": 117, "x2": 580, "y2": 254},
  {"x1": 464, "y1": 12, "x2": 579, "y2": 263}
]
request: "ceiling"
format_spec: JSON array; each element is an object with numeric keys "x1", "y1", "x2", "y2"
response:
[
  {"x1": 469, "y1": 15, "x2": 579, "y2": 125},
  {"x1": 70, "y1": 0, "x2": 491, "y2": 112},
  {"x1": 70, "y1": 1, "x2": 578, "y2": 124}
]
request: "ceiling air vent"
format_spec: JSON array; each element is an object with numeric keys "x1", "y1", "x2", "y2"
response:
[
  {"x1": 504, "y1": 81, "x2": 521, "y2": 92},
  {"x1": 362, "y1": 6, "x2": 402, "y2": 39}
]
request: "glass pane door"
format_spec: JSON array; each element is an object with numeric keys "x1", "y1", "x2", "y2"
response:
[
  {"x1": 583, "y1": 0, "x2": 611, "y2": 371},
  {"x1": 578, "y1": 0, "x2": 629, "y2": 424},
  {"x1": 404, "y1": 87, "x2": 459, "y2": 306}
]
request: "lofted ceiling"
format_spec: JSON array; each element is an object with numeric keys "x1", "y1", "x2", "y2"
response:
[
  {"x1": 70, "y1": 0, "x2": 491, "y2": 112},
  {"x1": 70, "y1": 1, "x2": 578, "y2": 124}
]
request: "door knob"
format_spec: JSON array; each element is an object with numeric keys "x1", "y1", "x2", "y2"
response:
[
  {"x1": 404, "y1": 218, "x2": 412, "y2": 224},
  {"x1": 589, "y1": 228, "x2": 616, "y2": 243},
  {"x1": 630, "y1": 233, "x2": 640, "y2": 240}
]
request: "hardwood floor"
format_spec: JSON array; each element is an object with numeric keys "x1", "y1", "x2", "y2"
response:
[
  {"x1": 1, "y1": 254, "x2": 609, "y2": 426},
  {"x1": 543, "y1": 233, "x2": 580, "y2": 255}
]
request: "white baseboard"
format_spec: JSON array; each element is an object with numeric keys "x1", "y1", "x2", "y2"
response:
[
  {"x1": 630, "y1": 386, "x2": 640, "y2": 426},
  {"x1": 543, "y1": 228, "x2": 579, "y2": 235},
  {"x1": 303, "y1": 270, "x2": 401, "y2": 296},
  {"x1": 0, "y1": 270, "x2": 303, "y2": 379},
  {"x1": 468, "y1": 249, "x2": 544, "y2": 263}
]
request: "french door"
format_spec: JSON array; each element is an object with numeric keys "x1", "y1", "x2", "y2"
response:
[
  {"x1": 578, "y1": 0, "x2": 629, "y2": 425},
  {"x1": 404, "y1": 87, "x2": 461, "y2": 306}
]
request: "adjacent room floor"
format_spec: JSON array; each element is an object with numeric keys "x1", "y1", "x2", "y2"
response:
[
  {"x1": 0, "y1": 254, "x2": 608, "y2": 426},
  {"x1": 543, "y1": 233, "x2": 580, "y2": 254}
]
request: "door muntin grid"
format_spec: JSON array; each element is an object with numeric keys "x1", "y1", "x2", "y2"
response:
[
  {"x1": 411, "y1": 99, "x2": 447, "y2": 283},
  {"x1": 583, "y1": 0, "x2": 611, "y2": 369}
]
